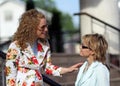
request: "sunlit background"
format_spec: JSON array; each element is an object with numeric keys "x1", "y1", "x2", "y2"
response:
[
  {"x1": 0, "y1": 0, "x2": 80, "y2": 54},
  {"x1": 0, "y1": 0, "x2": 120, "y2": 86}
]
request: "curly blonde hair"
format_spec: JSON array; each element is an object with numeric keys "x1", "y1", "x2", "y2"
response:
[{"x1": 13, "y1": 9, "x2": 45, "y2": 50}]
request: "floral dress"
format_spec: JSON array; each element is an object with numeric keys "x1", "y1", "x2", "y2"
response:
[{"x1": 5, "y1": 40, "x2": 61, "y2": 86}]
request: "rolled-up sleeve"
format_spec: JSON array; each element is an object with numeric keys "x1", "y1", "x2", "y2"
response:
[{"x1": 45, "y1": 49, "x2": 62, "y2": 76}]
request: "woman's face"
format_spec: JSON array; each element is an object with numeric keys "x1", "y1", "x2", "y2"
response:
[
  {"x1": 79, "y1": 42, "x2": 92, "y2": 58},
  {"x1": 37, "y1": 18, "x2": 48, "y2": 39}
]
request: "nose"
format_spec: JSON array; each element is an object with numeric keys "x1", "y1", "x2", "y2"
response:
[{"x1": 44, "y1": 27, "x2": 48, "y2": 32}]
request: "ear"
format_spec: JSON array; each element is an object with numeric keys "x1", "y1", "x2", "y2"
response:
[{"x1": 90, "y1": 50, "x2": 95, "y2": 55}]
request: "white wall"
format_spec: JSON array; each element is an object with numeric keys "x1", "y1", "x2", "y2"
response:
[
  {"x1": 0, "y1": 1, "x2": 25, "y2": 39},
  {"x1": 80, "y1": 0, "x2": 120, "y2": 54}
]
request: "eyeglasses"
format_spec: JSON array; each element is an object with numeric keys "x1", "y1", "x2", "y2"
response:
[
  {"x1": 40, "y1": 24, "x2": 48, "y2": 29},
  {"x1": 81, "y1": 44, "x2": 91, "y2": 50},
  {"x1": 82, "y1": 45, "x2": 89, "y2": 49},
  {"x1": 38, "y1": 24, "x2": 48, "y2": 31}
]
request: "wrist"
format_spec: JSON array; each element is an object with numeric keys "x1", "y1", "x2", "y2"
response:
[{"x1": 60, "y1": 67, "x2": 69, "y2": 75}]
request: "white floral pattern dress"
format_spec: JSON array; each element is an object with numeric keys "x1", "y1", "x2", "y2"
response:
[{"x1": 5, "y1": 40, "x2": 61, "y2": 86}]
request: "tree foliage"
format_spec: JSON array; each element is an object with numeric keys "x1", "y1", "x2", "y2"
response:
[
  {"x1": 21, "y1": 0, "x2": 76, "y2": 32},
  {"x1": 61, "y1": 13, "x2": 75, "y2": 31},
  {"x1": 21, "y1": 0, "x2": 79, "y2": 52}
]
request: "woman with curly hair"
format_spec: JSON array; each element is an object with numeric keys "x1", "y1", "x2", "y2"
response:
[{"x1": 5, "y1": 9, "x2": 82, "y2": 86}]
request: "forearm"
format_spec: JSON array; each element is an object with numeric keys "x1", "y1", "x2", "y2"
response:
[
  {"x1": 60, "y1": 63, "x2": 82, "y2": 75},
  {"x1": 60, "y1": 67, "x2": 71, "y2": 75}
]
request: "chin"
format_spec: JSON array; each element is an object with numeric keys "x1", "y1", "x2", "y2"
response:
[
  {"x1": 39, "y1": 37, "x2": 45, "y2": 39},
  {"x1": 38, "y1": 35, "x2": 46, "y2": 39}
]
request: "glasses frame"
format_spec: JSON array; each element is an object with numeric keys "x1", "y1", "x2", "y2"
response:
[
  {"x1": 81, "y1": 44, "x2": 92, "y2": 50},
  {"x1": 38, "y1": 24, "x2": 48, "y2": 31}
]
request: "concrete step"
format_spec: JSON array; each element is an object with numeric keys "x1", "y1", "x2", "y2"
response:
[
  {"x1": 110, "y1": 67, "x2": 120, "y2": 78},
  {"x1": 110, "y1": 78, "x2": 120, "y2": 86},
  {"x1": 45, "y1": 71, "x2": 78, "y2": 83},
  {"x1": 51, "y1": 53, "x2": 85, "y2": 66},
  {"x1": 110, "y1": 67, "x2": 120, "y2": 86},
  {"x1": 50, "y1": 53, "x2": 120, "y2": 86},
  {"x1": 1, "y1": 53, "x2": 120, "y2": 86},
  {"x1": 43, "y1": 53, "x2": 84, "y2": 86}
]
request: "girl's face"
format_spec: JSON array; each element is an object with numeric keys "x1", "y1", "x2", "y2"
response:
[{"x1": 37, "y1": 18, "x2": 48, "y2": 39}]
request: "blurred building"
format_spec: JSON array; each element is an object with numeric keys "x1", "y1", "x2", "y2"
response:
[
  {"x1": 79, "y1": 0, "x2": 120, "y2": 55},
  {"x1": 0, "y1": 0, "x2": 25, "y2": 42},
  {"x1": 74, "y1": 0, "x2": 120, "y2": 56},
  {"x1": 0, "y1": 0, "x2": 52, "y2": 52},
  {"x1": 74, "y1": 0, "x2": 120, "y2": 73},
  {"x1": 73, "y1": 1, "x2": 120, "y2": 85}
]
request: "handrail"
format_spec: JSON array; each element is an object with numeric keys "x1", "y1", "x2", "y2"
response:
[
  {"x1": 0, "y1": 40, "x2": 11, "y2": 47},
  {"x1": 0, "y1": 50, "x2": 61, "y2": 86},
  {"x1": 74, "y1": 12, "x2": 120, "y2": 32},
  {"x1": 110, "y1": 63, "x2": 120, "y2": 72},
  {"x1": 0, "y1": 50, "x2": 6, "y2": 59}
]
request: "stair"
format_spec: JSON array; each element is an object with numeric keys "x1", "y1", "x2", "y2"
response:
[
  {"x1": 110, "y1": 67, "x2": 120, "y2": 86},
  {"x1": 45, "y1": 53, "x2": 120, "y2": 86},
  {"x1": 1, "y1": 53, "x2": 120, "y2": 86},
  {"x1": 44, "y1": 53, "x2": 85, "y2": 86}
]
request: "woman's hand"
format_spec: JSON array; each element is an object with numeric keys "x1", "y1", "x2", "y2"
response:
[{"x1": 60, "y1": 62, "x2": 83, "y2": 74}]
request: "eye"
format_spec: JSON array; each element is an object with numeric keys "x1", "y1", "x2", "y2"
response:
[
  {"x1": 82, "y1": 45, "x2": 89, "y2": 49},
  {"x1": 40, "y1": 25, "x2": 48, "y2": 29},
  {"x1": 38, "y1": 24, "x2": 48, "y2": 31},
  {"x1": 81, "y1": 43, "x2": 91, "y2": 50}
]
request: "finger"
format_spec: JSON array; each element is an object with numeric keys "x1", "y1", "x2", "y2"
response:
[{"x1": 73, "y1": 63, "x2": 83, "y2": 67}]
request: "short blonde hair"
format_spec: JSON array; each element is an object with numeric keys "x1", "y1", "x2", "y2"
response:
[{"x1": 82, "y1": 33, "x2": 108, "y2": 63}]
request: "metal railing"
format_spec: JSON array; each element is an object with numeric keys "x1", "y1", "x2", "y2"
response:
[
  {"x1": 0, "y1": 50, "x2": 61, "y2": 86},
  {"x1": 74, "y1": 12, "x2": 120, "y2": 32}
]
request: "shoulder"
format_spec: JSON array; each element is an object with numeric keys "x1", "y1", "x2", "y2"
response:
[
  {"x1": 93, "y1": 62, "x2": 110, "y2": 86},
  {"x1": 95, "y1": 62, "x2": 109, "y2": 71},
  {"x1": 8, "y1": 41, "x2": 20, "y2": 51},
  {"x1": 6, "y1": 41, "x2": 21, "y2": 58},
  {"x1": 9, "y1": 41, "x2": 16, "y2": 47},
  {"x1": 95, "y1": 62, "x2": 109, "y2": 76}
]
